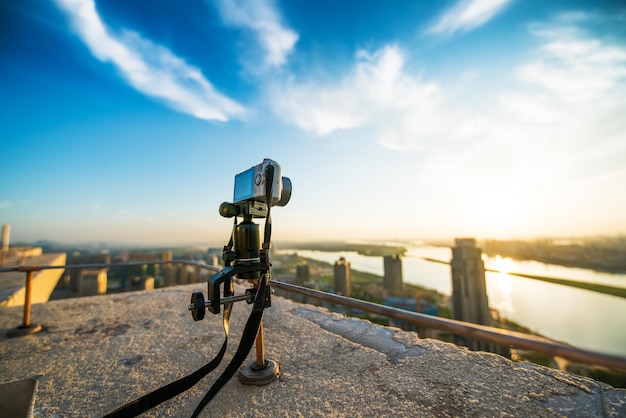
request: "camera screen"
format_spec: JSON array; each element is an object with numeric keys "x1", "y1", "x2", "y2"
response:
[{"x1": 233, "y1": 168, "x2": 254, "y2": 202}]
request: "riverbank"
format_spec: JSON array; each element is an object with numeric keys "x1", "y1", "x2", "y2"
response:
[
  {"x1": 276, "y1": 241, "x2": 406, "y2": 257},
  {"x1": 423, "y1": 257, "x2": 626, "y2": 299},
  {"x1": 479, "y1": 239, "x2": 626, "y2": 274}
]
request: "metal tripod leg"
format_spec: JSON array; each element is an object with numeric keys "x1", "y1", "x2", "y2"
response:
[{"x1": 239, "y1": 320, "x2": 280, "y2": 385}]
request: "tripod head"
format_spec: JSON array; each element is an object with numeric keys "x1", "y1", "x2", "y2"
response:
[{"x1": 219, "y1": 201, "x2": 268, "y2": 220}]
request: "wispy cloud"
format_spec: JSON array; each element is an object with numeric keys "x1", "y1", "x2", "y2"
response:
[
  {"x1": 0, "y1": 200, "x2": 12, "y2": 210},
  {"x1": 214, "y1": 0, "x2": 298, "y2": 68},
  {"x1": 270, "y1": 45, "x2": 444, "y2": 149},
  {"x1": 54, "y1": 0, "x2": 245, "y2": 122},
  {"x1": 426, "y1": 0, "x2": 512, "y2": 36},
  {"x1": 519, "y1": 23, "x2": 626, "y2": 103},
  {"x1": 423, "y1": 16, "x2": 626, "y2": 218}
]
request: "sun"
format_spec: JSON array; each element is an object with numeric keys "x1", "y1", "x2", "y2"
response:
[{"x1": 470, "y1": 184, "x2": 524, "y2": 237}]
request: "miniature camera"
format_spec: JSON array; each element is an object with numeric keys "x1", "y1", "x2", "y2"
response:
[{"x1": 233, "y1": 159, "x2": 292, "y2": 207}]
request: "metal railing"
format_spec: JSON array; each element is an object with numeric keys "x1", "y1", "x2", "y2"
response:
[
  {"x1": 270, "y1": 280, "x2": 626, "y2": 371},
  {"x1": 2, "y1": 260, "x2": 626, "y2": 371}
]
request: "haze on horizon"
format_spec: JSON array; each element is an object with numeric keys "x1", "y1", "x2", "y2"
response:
[{"x1": 1, "y1": 0, "x2": 625, "y2": 246}]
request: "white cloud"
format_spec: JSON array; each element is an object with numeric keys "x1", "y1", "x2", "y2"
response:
[
  {"x1": 54, "y1": 0, "x2": 246, "y2": 122},
  {"x1": 423, "y1": 19, "x2": 626, "y2": 228},
  {"x1": 271, "y1": 45, "x2": 444, "y2": 149},
  {"x1": 518, "y1": 33, "x2": 626, "y2": 103},
  {"x1": 0, "y1": 200, "x2": 12, "y2": 210},
  {"x1": 214, "y1": 0, "x2": 298, "y2": 68},
  {"x1": 426, "y1": 0, "x2": 512, "y2": 36},
  {"x1": 273, "y1": 15, "x2": 626, "y2": 236},
  {"x1": 496, "y1": 20, "x2": 626, "y2": 160},
  {"x1": 273, "y1": 18, "x2": 626, "y2": 161}
]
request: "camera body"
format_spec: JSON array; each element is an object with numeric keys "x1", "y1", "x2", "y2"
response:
[{"x1": 233, "y1": 159, "x2": 292, "y2": 207}]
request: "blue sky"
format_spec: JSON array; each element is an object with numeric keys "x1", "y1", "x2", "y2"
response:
[{"x1": 1, "y1": 0, "x2": 625, "y2": 245}]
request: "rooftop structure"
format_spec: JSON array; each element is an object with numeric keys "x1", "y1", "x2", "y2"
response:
[{"x1": 0, "y1": 282, "x2": 624, "y2": 417}]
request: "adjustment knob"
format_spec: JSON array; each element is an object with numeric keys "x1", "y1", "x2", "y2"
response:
[
  {"x1": 190, "y1": 292, "x2": 206, "y2": 321},
  {"x1": 219, "y1": 202, "x2": 239, "y2": 218}
]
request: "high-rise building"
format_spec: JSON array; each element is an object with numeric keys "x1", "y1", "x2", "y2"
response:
[
  {"x1": 450, "y1": 238, "x2": 503, "y2": 354},
  {"x1": 451, "y1": 238, "x2": 490, "y2": 326},
  {"x1": 334, "y1": 257, "x2": 351, "y2": 297},
  {"x1": 383, "y1": 255, "x2": 403, "y2": 293}
]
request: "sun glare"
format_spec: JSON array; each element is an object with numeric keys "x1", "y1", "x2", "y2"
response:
[
  {"x1": 470, "y1": 184, "x2": 524, "y2": 237},
  {"x1": 493, "y1": 254, "x2": 515, "y2": 273}
]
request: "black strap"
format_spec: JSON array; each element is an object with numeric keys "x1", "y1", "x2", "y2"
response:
[
  {"x1": 190, "y1": 273, "x2": 270, "y2": 417},
  {"x1": 104, "y1": 276, "x2": 270, "y2": 418},
  {"x1": 189, "y1": 168, "x2": 275, "y2": 415},
  {"x1": 103, "y1": 302, "x2": 234, "y2": 418}
]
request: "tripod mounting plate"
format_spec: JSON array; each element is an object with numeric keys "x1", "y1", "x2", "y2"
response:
[{"x1": 220, "y1": 201, "x2": 268, "y2": 219}]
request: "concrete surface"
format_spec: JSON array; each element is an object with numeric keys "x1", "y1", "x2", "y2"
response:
[
  {"x1": 0, "y1": 282, "x2": 624, "y2": 417},
  {"x1": 0, "y1": 253, "x2": 67, "y2": 307}
]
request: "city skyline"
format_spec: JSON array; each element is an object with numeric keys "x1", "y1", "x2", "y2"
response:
[{"x1": 2, "y1": 0, "x2": 626, "y2": 245}]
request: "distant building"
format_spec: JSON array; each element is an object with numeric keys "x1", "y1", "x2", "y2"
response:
[
  {"x1": 384, "y1": 294, "x2": 438, "y2": 335},
  {"x1": 296, "y1": 262, "x2": 310, "y2": 285},
  {"x1": 127, "y1": 275, "x2": 154, "y2": 291},
  {"x1": 451, "y1": 238, "x2": 490, "y2": 329},
  {"x1": 451, "y1": 238, "x2": 509, "y2": 357},
  {"x1": 161, "y1": 251, "x2": 173, "y2": 263},
  {"x1": 208, "y1": 255, "x2": 220, "y2": 267},
  {"x1": 0, "y1": 224, "x2": 44, "y2": 267},
  {"x1": 79, "y1": 269, "x2": 108, "y2": 296},
  {"x1": 1, "y1": 224, "x2": 9, "y2": 252},
  {"x1": 68, "y1": 253, "x2": 110, "y2": 292},
  {"x1": 334, "y1": 257, "x2": 351, "y2": 297},
  {"x1": 163, "y1": 265, "x2": 178, "y2": 287},
  {"x1": 383, "y1": 255, "x2": 403, "y2": 293}
]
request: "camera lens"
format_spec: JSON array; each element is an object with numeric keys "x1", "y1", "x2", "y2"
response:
[{"x1": 275, "y1": 177, "x2": 292, "y2": 207}]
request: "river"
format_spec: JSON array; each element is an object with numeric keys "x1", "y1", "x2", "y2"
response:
[{"x1": 278, "y1": 244, "x2": 626, "y2": 357}]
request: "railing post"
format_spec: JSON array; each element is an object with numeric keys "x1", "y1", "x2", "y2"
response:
[
  {"x1": 22, "y1": 270, "x2": 34, "y2": 327},
  {"x1": 7, "y1": 266, "x2": 43, "y2": 338}
]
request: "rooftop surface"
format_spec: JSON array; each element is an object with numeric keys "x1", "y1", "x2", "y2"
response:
[{"x1": 0, "y1": 282, "x2": 624, "y2": 417}]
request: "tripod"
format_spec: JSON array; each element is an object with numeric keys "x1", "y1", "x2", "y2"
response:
[{"x1": 189, "y1": 199, "x2": 279, "y2": 384}]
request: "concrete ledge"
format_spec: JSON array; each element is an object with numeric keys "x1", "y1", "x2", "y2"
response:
[
  {"x1": 0, "y1": 378, "x2": 37, "y2": 418},
  {"x1": 0, "y1": 282, "x2": 624, "y2": 417},
  {"x1": 0, "y1": 253, "x2": 67, "y2": 307}
]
